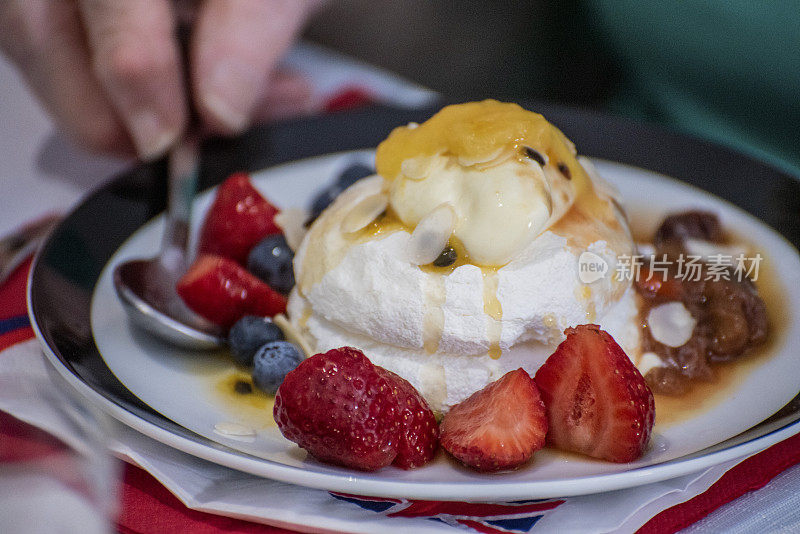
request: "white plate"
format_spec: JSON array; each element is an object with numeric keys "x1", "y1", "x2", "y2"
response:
[{"x1": 79, "y1": 151, "x2": 800, "y2": 500}]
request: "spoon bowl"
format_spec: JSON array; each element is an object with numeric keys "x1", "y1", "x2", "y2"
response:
[
  {"x1": 113, "y1": 259, "x2": 225, "y2": 350},
  {"x1": 113, "y1": 132, "x2": 226, "y2": 350}
]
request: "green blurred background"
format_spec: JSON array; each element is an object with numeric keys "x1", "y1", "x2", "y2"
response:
[{"x1": 306, "y1": 1, "x2": 800, "y2": 178}]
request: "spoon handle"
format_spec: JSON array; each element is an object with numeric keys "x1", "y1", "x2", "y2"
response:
[
  {"x1": 160, "y1": 19, "x2": 200, "y2": 271},
  {"x1": 161, "y1": 132, "x2": 199, "y2": 270}
]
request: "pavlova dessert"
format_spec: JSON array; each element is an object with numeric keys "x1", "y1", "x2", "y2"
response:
[
  {"x1": 288, "y1": 99, "x2": 639, "y2": 413},
  {"x1": 176, "y1": 100, "x2": 768, "y2": 473}
]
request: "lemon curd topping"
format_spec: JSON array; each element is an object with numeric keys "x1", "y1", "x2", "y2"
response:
[{"x1": 375, "y1": 99, "x2": 590, "y2": 196}]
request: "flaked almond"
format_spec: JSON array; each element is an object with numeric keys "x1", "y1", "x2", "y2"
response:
[
  {"x1": 273, "y1": 313, "x2": 313, "y2": 358},
  {"x1": 406, "y1": 203, "x2": 457, "y2": 265},
  {"x1": 340, "y1": 193, "x2": 388, "y2": 234},
  {"x1": 274, "y1": 208, "x2": 309, "y2": 251},
  {"x1": 213, "y1": 422, "x2": 256, "y2": 440},
  {"x1": 400, "y1": 154, "x2": 445, "y2": 180},
  {"x1": 457, "y1": 147, "x2": 504, "y2": 167},
  {"x1": 471, "y1": 149, "x2": 516, "y2": 171},
  {"x1": 647, "y1": 302, "x2": 697, "y2": 348}
]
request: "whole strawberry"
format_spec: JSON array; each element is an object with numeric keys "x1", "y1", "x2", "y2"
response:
[
  {"x1": 274, "y1": 347, "x2": 402, "y2": 471},
  {"x1": 534, "y1": 324, "x2": 655, "y2": 463},
  {"x1": 198, "y1": 172, "x2": 280, "y2": 264},
  {"x1": 377, "y1": 368, "x2": 438, "y2": 469}
]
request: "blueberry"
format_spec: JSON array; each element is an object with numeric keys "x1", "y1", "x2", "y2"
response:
[
  {"x1": 228, "y1": 315, "x2": 284, "y2": 366},
  {"x1": 306, "y1": 187, "x2": 340, "y2": 226},
  {"x1": 247, "y1": 234, "x2": 294, "y2": 294},
  {"x1": 306, "y1": 163, "x2": 375, "y2": 226},
  {"x1": 252, "y1": 341, "x2": 304, "y2": 395}
]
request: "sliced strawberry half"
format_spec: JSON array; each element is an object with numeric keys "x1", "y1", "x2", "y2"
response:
[
  {"x1": 440, "y1": 369, "x2": 547, "y2": 472},
  {"x1": 534, "y1": 324, "x2": 655, "y2": 463},
  {"x1": 377, "y1": 368, "x2": 439, "y2": 469},
  {"x1": 198, "y1": 172, "x2": 281, "y2": 264},
  {"x1": 176, "y1": 255, "x2": 287, "y2": 328}
]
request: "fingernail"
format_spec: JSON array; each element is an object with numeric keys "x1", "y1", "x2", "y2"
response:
[
  {"x1": 128, "y1": 110, "x2": 178, "y2": 161},
  {"x1": 202, "y1": 59, "x2": 259, "y2": 133}
]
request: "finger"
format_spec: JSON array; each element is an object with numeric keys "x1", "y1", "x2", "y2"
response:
[
  {"x1": 79, "y1": 0, "x2": 185, "y2": 160},
  {"x1": 251, "y1": 70, "x2": 315, "y2": 122},
  {"x1": 0, "y1": 0, "x2": 134, "y2": 156},
  {"x1": 192, "y1": 0, "x2": 313, "y2": 134}
]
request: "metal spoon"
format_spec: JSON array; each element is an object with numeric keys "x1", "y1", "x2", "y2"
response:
[{"x1": 113, "y1": 131, "x2": 226, "y2": 349}]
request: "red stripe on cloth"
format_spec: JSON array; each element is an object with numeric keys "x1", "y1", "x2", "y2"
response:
[
  {"x1": 387, "y1": 498, "x2": 564, "y2": 518},
  {"x1": 637, "y1": 432, "x2": 800, "y2": 534},
  {"x1": 0, "y1": 326, "x2": 34, "y2": 351},
  {"x1": 0, "y1": 258, "x2": 34, "y2": 351},
  {"x1": 0, "y1": 411, "x2": 67, "y2": 462},
  {"x1": 117, "y1": 463, "x2": 299, "y2": 534},
  {"x1": 0, "y1": 257, "x2": 31, "y2": 321}
]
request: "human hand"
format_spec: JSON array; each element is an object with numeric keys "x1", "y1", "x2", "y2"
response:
[{"x1": 0, "y1": 0, "x2": 323, "y2": 159}]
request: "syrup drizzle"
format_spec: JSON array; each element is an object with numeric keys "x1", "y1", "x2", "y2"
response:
[
  {"x1": 482, "y1": 268, "x2": 503, "y2": 359},
  {"x1": 423, "y1": 275, "x2": 446, "y2": 354}
]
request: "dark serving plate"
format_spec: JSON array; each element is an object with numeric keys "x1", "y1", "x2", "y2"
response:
[{"x1": 28, "y1": 101, "x2": 800, "y2": 492}]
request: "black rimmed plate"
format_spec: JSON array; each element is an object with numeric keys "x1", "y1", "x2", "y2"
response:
[{"x1": 29, "y1": 103, "x2": 800, "y2": 500}]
